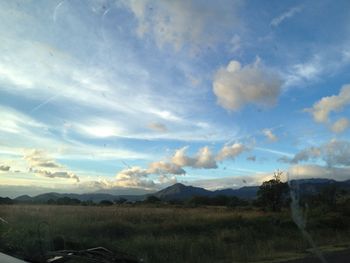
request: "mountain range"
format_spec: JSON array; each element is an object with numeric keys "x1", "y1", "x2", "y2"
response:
[{"x1": 10, "y1": 178, "x2": 350, "y2": 204}]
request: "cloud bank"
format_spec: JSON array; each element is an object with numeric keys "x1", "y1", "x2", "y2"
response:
[{"x1": 279, "y1": 139, "x2": 350, "y2": 167}]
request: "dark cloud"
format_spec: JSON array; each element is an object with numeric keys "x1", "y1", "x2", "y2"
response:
[{"x1": 0, "y1": 165, "x2": 10, "y2": 172}]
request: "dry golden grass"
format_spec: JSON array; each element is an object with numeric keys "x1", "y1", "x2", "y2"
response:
[{"x1": 0, "y1": 204, "x2": 349, "y2": 262}]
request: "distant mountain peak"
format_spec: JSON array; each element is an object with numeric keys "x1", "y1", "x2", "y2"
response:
[
  {"x1": 8, "y1": 178, "x2": 350, "y2": 203},
  {"x1": 153, "y1": 183, "x2": 211, "y2": 200}
]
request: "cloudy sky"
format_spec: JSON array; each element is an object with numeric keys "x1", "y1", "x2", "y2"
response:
[{"x1": 1, "y1": 0, "x2": 350, "y2": 197}]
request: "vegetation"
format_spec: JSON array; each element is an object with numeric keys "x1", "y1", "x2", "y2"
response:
[
  {"x1": 1, "y1": 199, "x2": 350, "y2": 263},
  {"x1": 257, "y1": 170, "x2": 289, "y2": 212},
  {"x1": 1, "y1": 173, "x2": 350, "y2": 262}
]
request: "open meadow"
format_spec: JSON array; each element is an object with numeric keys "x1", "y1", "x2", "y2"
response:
[{"x1": 1, "y1": 204, "x2": 350, "y2": 263}]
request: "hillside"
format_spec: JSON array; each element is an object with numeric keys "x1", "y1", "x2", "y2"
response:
[{"x1": 8, "y1": 178, "x2": 350, "y2": 204}]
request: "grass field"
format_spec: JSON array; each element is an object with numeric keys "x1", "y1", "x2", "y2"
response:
[{"x1": 1, "y1": 204, "x2": 350, "y2": 263}]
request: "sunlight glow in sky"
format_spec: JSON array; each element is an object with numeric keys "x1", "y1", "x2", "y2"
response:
[{"x1": 1, "y1": 0, "x2": 350, "y2": 197}]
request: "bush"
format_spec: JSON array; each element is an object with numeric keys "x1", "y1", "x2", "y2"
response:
[
  {"x1": 145, "y1": 196, "x2": 161, "y2": 203},
  {"x1": 99, "y1": 200, "x2": 114, "y2": 206}
]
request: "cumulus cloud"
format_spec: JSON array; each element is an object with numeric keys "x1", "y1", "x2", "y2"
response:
[
  {"x1": 270, "y1": 5, "x2": 302, "y2": 27},
  {"x1": 148, "y1": 161, "x2": 186, "y2": 175},
  {"x1": 305, "y1": 84, "x2": 350, "y2": 123},
  {"x1": 331, "y1": 117, "x2": 349, "y2": 133},
  {"x1": 279, "y1": 140, "x2": 350, "y2": 167},
  {"x1": 216, "y1": 143, "x2": 246, "y2": 161},
  {"x1": 121, "y1": 0, "x2": 241, "y2": 51},
  {"x1": 288, "y1": 164, "x2": 350, "y2": 182},
  {"x1": 322, "y1": 140, "x2": 350, "y2": 167},
  {"x1": 158, "y1": 174, "x2": 177, "y2": 185},
  {"x1": 115, "y1": 162, "x2": 185, "y2": 189},
  {"x1": 213, "y1": 59, "x2": 282, "y2": 111},
  {"x1": 24, "y1": 149, "x2": 61, "y2": 168},
  {"x1": 24, "y1": 149, "x2": 79, "y2": 182},
  {"x1": 113, "y1": 143, "x2": 251, "y2": 189},
  {"x1": 262, "y1": 128, "x2": 278, "y2": 142},
  {"x1": 171, "y1": 146, "x2": 217, "y2": 169},
  {"x1": 195, "y1": 147, "x2": 218, "y2": 169},
  {"x1": 148, "y1": 122, "x2": 168, "y2": 133},
  {"x1": 0, "y1": 165, "x2": 10, "y2": 172},
  {"x1": 115, "y1": 166, "x2": 155, "y2": 188},
  {"x1": 279, "y1": 147, "x2": 321, "y2": 164},
  {"x1": 34, "y1": 170, "x2": 79, "y2": 182},
  {"x1": 171, "y1": 146, "x2": 195, "y2": 167}
]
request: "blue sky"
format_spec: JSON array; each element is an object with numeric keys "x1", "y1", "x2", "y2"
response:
[{"x1": 1, "y1": 0, "x2": 350, "y2": 197}]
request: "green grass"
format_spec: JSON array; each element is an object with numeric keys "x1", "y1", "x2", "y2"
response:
[{"x1": 0, "y1": 205, "x2": 350, "y2": 262}]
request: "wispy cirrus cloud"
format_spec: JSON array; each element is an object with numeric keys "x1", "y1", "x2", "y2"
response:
[{"x1": 270, "y1": 5, "x2": 303, "y2": 27}]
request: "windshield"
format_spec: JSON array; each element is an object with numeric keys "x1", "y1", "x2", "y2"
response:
[{"x1": 1, "y1": 1, "x2": 350, "y2": 262}]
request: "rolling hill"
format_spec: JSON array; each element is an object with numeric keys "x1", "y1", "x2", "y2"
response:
[{"x1": 9, "y1": 178, "x2": 350, "y2": 204}]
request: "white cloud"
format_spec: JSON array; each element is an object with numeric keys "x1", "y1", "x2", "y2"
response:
[
  {"x1": 195, "y1": 147, "x2": 218, "y2": 169},
  {"x1": 229, "y1": 34, "x2": 241, "y2": 53},
  {"x1": 33, "y1": 170, "x2": 79, "y2": 182},
  {"x1": 279, "y1": 139, "x2": 350, "y2": 167},
  {"x1": 279, "y1": 147, "x2": 321, "y2": 164},
  {"x1": 285, "y1": 44, "x2": 350, "y2": 87},
  {"x1": 305, "y1": 84, "x2": 350, "y2": 123},
  {"x1": 171, "y1": 146, "x2": 217, "y2": 169},
  {"x1": 121, "y1": 0, "x2": 241, "y2": 51},
  {"x1": 0, "y1": 3, "x2": 238, "y2": 145},
  {"x1": 171, "y1": 146, "x2": 195, "y2": 167},
  {"x1": 115, "y1": 160, "x2": 185, "y2": 189},
  {"x1": 322, "y1": 140, "x2": 350, "y2": 167},
  {"x1": 255, "y1": 147, "x2": 294, "y2": 157},
  {"x1": 113, "y1": 145, "x2": 221, "y2": 189},
  {"x1": 191, "y1": 173, "x2": 273, "y2": 190},
  {"x1": 330, "y1": 117, "x2": 349, "y2": 133},
  {"x1": 148, "y1": 161, "x2": 186, "y2": 175},
  {"x1": 0, "y1": 105, "x2": 46, "y2": 135},
  {"x1": 24, "y1": 149, "x2": 61, "y2": 168},
  {"x1": 24, "y1": 149, "x2": 80, "y2": 182},
  {"x1": 270, "y1": 5, "x2": 302, "y2": 27},
  {"x1": 216, "y1": 143, "x2": 246, "y2": 161},
  {"x1": 213, "y1": 59, "x2": 282, "y2": 111},
  {"x1": 288, "y1": 164, "x2": 350, "y2": 182},
  {"x1": 262, "y1": 128, "x2": 278, "y2": 142},
  {"x1": 115, "y1": 166, "x2": 155, "y2": 188},
  {"x1": 72, "y1": 119, "x2": 125, "y2": 138}
]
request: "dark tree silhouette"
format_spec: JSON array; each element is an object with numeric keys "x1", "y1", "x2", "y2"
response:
[
  {"x1": 145, "y1": 195, "x2": 161, "y2": 203},
  {"x1": 257, "y1": 170, "x2": 289, "y2": 212},
  {"x1": 99, "y1": 200, "x2": 114, "y2": 206}
]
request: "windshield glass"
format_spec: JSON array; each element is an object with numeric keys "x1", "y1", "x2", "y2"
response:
[{"x1": 1, "y1": 1, "x2": 350, "y2": 263}]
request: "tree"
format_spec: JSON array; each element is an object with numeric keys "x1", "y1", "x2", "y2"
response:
[
  {"x1": 114, "y1": 197, "x2": 127, "y2": 205},
  {"x1": 257, "y1": 170, "x2": 289, "y2": 212},
  {"x1": 99, "y1": 200, "x2": 114, "y2": 206},
  {"x1": 145, "y1": 195, "x2": 161, "y2": 203}
]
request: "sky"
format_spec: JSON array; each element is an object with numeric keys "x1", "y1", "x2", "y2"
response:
[{"x1": 1, "y1": 0, "x2": 350, "y2": 197}]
